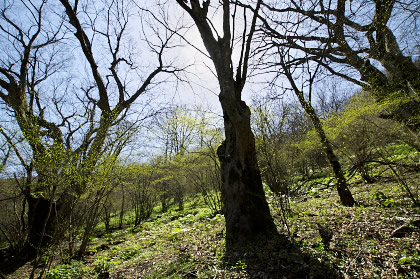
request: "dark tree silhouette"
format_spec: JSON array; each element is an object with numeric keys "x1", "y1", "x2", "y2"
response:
[{"x1": 175, "y1": 0, "x2": 277, "y2": 253}]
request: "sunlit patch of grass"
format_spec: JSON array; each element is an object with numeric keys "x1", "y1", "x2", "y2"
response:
[{"x1": 279, "y1": 169, "x2": 419, "y2": 278}]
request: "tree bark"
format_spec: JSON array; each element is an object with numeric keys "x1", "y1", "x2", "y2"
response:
[
  {"x1": 217, "y1": 95, "x2": 277, "y2": 248},
  {"x1": 296, "y1": 92, "x2": 356, "y2": 206},
  {"x1": 26, "y1": 196, "x2": 56, "y2": 252},
  {"x1": 303, "y1": 98, "x2": 356, "y2": 206},
  {"x1": 25, "y1": 191, "x2": 75, "y2": 255},
  {"x1": 279, "y1": 54, "x2": 356, "y2": 206},
  {"x1": 175, "y1": 0, "x2": 277, "y2": 251}
]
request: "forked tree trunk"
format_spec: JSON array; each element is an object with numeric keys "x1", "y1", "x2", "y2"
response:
[
  {"x1": 341, "y1": 26, "x2": 420, "y2": 131},
  {"x1": 175, "y1": 0, "x2": 277, "y2": 253}
]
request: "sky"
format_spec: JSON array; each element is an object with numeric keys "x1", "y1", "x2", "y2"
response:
[
  {"x1": 148, "y1": 1, "x2": 265, "y2": 113},
  {"x1": 0, "y1": 0, "x2": 359, "y2": 171},
  {"x1": 1, "y1": 0, "x2": 419, "y2": 172}
]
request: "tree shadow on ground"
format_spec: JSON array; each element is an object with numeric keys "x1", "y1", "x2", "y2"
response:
[
  {"x1": 0, "y1": 246, "x2": 37, "y2": 277},
  {"x1": 224, "y1": 232, "x2": 341, "y2": 279}
]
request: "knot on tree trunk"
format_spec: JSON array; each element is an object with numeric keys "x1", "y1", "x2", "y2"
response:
[{"x1": 217, "y1": 141, "x2": 227, "y2": 162}]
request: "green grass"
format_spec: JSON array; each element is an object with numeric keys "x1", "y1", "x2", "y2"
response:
[
  {"x1": 6, "y1": 164, "x2": 420, "y2": 279},
  {"x1": 273, "y1": 169, "x2": 419, "y2": 279}
]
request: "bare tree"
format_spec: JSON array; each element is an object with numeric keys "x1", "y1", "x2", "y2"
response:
[
  {"x1": 174, "y1": 0, "x2": 277, "y2": 253},
  {"x1": 277, "y1": 49, "x2": 356, "y2": 206},
  {"x1": 127, "y1": 164, "x2": 156, "y2": 226},
  {"x1": 258, "y1": 0, "x2": 420, "y2": 132},
  {"x1": 76, "y1": 155, "x2": 120, "y2": 257},
  {"x1": 252, "y1": 99, "x2": 291, "y2": 194},
  {"x1": 0, "y1": 0, "x2": 71, "y2": 255},
  {"x1": 0, "y1": 0, "x2": 179, "y2": 259}
]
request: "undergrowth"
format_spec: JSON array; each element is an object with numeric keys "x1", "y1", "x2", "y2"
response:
[{"x1": 6, "y1": 168, "x2": 420, "y2": 279}]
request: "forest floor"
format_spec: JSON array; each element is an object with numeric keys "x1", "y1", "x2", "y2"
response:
[{"x1": 5, "y1": 170, "x2": 420, "y2": 279}]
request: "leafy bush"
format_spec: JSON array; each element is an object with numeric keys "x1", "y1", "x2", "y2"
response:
[
  {"x1": 46, "y1": 261, "x2": 84, "y2": 279},
  {"x1": 371, "y1": 191, "x2": 400, "y2": 207},
  {"x1": 110, "y1": 245, "x2": 141, "y2": 260},
  {"x1": 93, "y1": 256, "x2": 112, "y2": 274}
]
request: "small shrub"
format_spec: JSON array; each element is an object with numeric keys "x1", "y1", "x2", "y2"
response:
[
  {"x1": 371, "y1": 191, "x2": 400, "y2": 207},
  {"x1": 308, "y1": 187, "x2": 320, "y2": 197},
  {"x1": 93, "y1": 256, "x2": 112, "y2": 274},
  {"x1": 111, "y1": 245, "x2": 141, "y2": 260},
  {"x1": 46, "y1": 261, "x2": 84, "y2": 279}
]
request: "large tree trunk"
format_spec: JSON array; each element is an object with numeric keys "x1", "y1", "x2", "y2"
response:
[
  {"x1": 26, "y1": 196, "x2": 56, "y2": 252},
  {"x1": 25, "y1": 191, "x2": 75, "y2": 255},
  {"x1": 175, "y1": 0, "x2": 277, "y2": 255},
  {"x1": 379, "y1": 50, "x2": 420, "y2": 131},
  {"x1": 217, "y1": 85, "x2": 277, "y2": 250}
]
